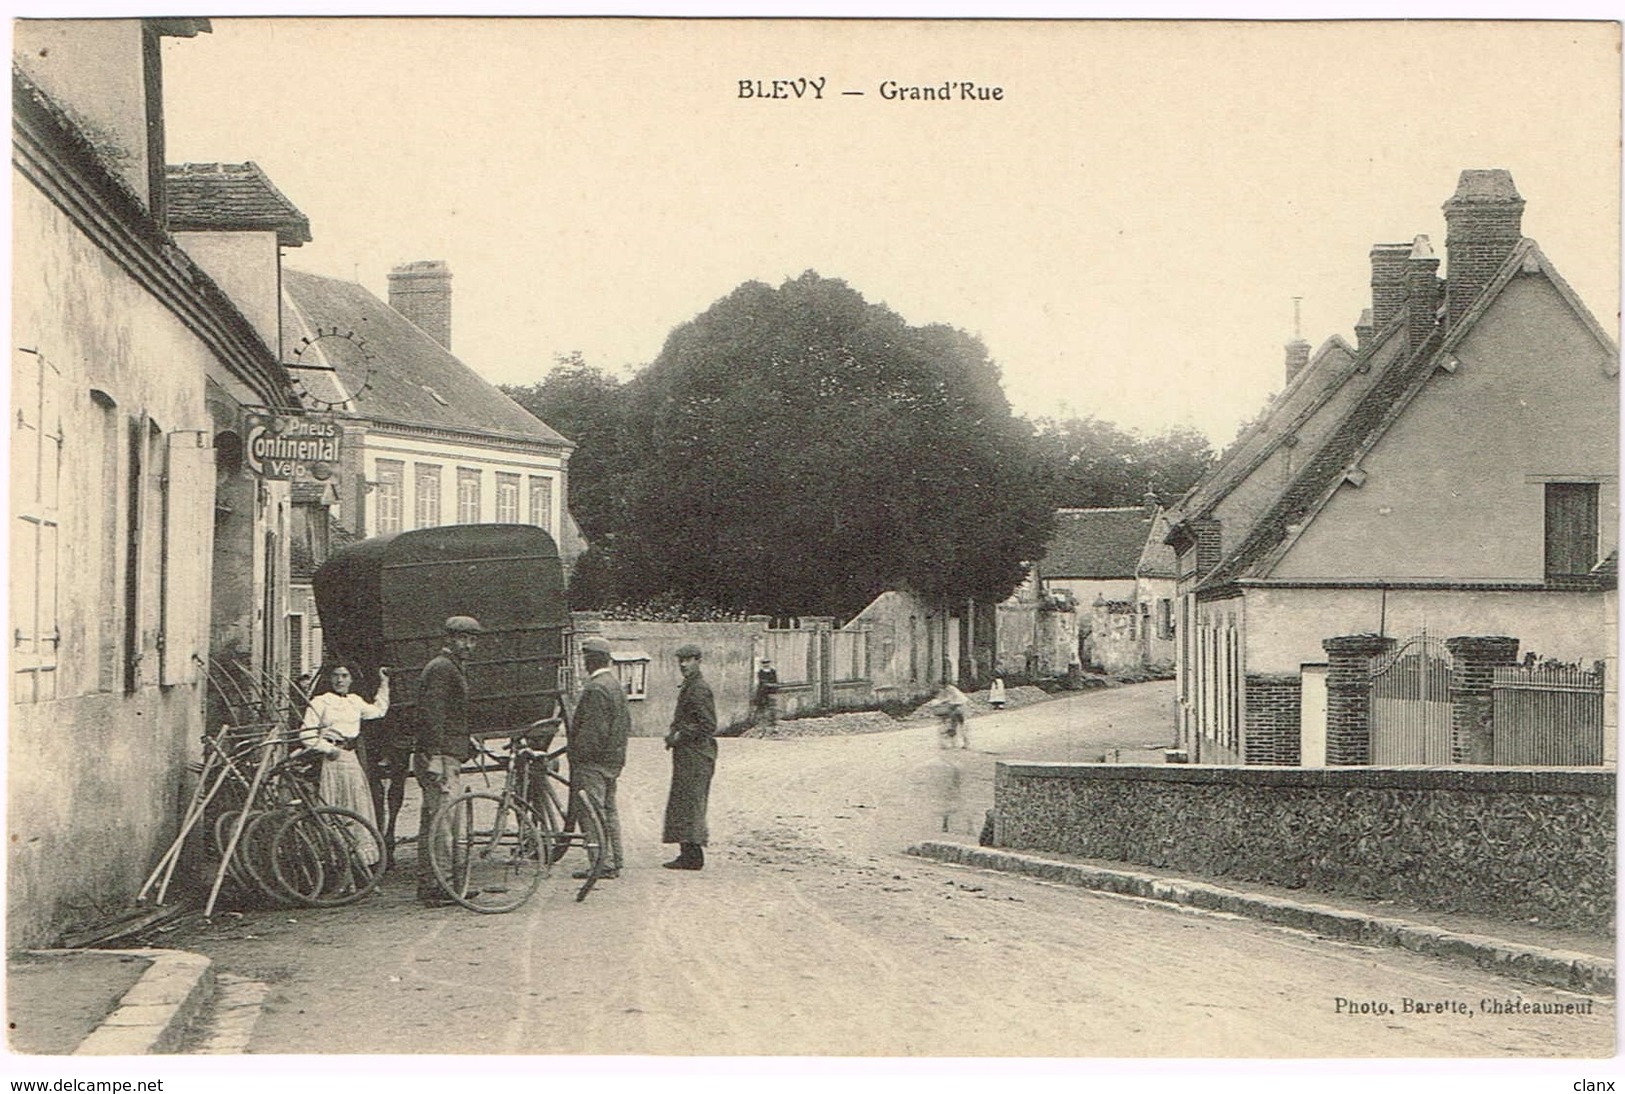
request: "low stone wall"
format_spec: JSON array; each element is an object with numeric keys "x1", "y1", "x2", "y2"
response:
[{"x1": 994, "y1": 762, "x2": 1615, "y2": 932}]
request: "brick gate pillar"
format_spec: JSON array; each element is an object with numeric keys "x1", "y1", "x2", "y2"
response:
[
  {"x1": 1445, "y1": 635, "x2": 1520, "y2": 764},
  {"x1": 1322, "y1": 634, "x2": 1396, "y2": 765}
]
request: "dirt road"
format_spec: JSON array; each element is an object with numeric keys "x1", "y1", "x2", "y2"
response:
[{"x1": 167, "y1": 683, "x2": 1613, "y2": 1057}]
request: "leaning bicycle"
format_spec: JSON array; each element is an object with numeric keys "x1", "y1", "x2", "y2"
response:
[{"x1": 427, "y1": 718, "x2": 608, "y2": 913}]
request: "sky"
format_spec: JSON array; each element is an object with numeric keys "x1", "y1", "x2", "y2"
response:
[
  {"x1": 145, "y1": 17, "x2": 1617, "y2": 447},
  {"x1": 3, "y1": 10, "x2": 1622, "y2": 1092}
]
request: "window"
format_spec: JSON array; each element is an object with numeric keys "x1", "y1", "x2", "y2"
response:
[
  {"x1": 612, "y1": 652, "x2": 650, "y2": 700},
  {"x1": 1545, "y1": 482, "x2": 1600, "y2": 579},
  {"x1": 414, "y1": 463, "x2": 442, "y2": 528},
  {"x1": 529, "y1": 475, "x2": 553, "y2": 530},
  {"x1": 1157, "y1": 598, "x2": 1174, "y2": 641},
  {"x1": 12, "y1": 349, "x2": 62, "y2": 703},
  {"x1": 496, "y1": 473, "x2": 520, "y2": 523},
  {"x1": 457, "y1": 468, "x2": 482, "y2": 524},
  {"x1": 374, "y1": 460, "x2": 404, "y2": 534}
]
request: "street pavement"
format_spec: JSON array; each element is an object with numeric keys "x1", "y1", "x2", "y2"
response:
[{"x1": 6, "y1": 681, "x2": 1615, "y2": 1059}]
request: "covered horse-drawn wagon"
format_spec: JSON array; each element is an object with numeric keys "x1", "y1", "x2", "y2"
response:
[{"x1": 313, "y1": 523, "x2": 573, "y2": 737}]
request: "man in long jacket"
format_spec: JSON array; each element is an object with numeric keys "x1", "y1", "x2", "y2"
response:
[
  {"x1": 415, "y1": 615, "x2": 480, "y2": 905},
  {"x1": 661, "y1": 643, "x2": 717, "y2": 870},
  {"x1": 568, "y1": 636, "x2": 629, "y2": 879}
]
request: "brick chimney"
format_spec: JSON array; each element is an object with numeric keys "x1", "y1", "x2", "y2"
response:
[
  {"x1": 1406, "y1": 235, "x2": 1441, "y2": 355},
  {"x1": 1284, "y1": 338, "x2": 1311, "y2": 385},
  {"x1": 1442, "y1": 169, "x2": 1525, "y2": 329},
  {"x1": 1369, "y1": 243, "x2": 1412, "y2": 332},
  {"x1": 1354, "y1": 308, "x2": 1374, "y2": 352},
  {"x1": 388, "y1": 260, "x2": 452, "y2": 350}
]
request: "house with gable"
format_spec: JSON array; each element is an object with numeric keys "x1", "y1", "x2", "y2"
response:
[
  {"x1": 10, "y1": 20, "x2": 306, "y2": 946},
  {"x1": 1033, "y1": 505, "x2": 1157, "y2": 671},
  {"x1": 277, "y1": 263, "x2": 581, "y2": 674},
  {"x1": 1133, "y1": 503, "x2": 1178, "y2": 673},
  {"x1": 1164, "y1": 170, "x2": 1618, "y2": 766}
]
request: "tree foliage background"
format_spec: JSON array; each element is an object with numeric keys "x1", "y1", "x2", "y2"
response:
[{"x1": 504, "y1": 272, "x2": 1214, "y2": 617}]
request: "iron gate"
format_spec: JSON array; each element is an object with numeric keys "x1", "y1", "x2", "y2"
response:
[
  {"x1": 1369, "y1": 633, "x2": 1453, "y2": 764},
  {"x1": 1491, "y1": 661, "x2": 1604, "y2": 765}
]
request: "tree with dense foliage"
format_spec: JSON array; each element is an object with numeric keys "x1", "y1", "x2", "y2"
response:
[
  {"x1": 502, "y1": 352, "x2": 626, "y2": 543},
  {"x1": 572, "y1": 272, "x2": 1055, "y2": 618},
  {"x1": 1031, "y1": 415, "x2": 1214, "y2": 509}
]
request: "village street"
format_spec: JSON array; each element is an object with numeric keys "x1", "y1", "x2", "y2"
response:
[{"x1": 165, "y1": 683, "x2": 1612, "y2": 1058}]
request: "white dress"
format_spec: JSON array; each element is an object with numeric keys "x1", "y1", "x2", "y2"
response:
[{"x1": 301, "y1": 687, "x2": 389, "y2": 841}]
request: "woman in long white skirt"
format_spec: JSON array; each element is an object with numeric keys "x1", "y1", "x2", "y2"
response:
[{"x1": 301, "y1": 664, "x2": 390, "y2": 863}]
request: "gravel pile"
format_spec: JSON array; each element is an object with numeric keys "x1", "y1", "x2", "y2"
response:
[{"x1": 741, "y1": 710, "x2": 902, "y2": 739}]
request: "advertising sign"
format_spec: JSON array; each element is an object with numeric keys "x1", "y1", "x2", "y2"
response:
[{"x1": 244, "y1": 413, "x2": 341, "y2": 481}]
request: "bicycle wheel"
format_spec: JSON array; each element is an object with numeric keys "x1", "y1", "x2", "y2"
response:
[
  {"x1": 271, "y1": 806, "x2": 385, "y2": 907},
  {"x1": 235, "y1": 808, "x2": 302, "y2": 907},
  {"x1": 428, "y1": 792, "x2": 545, "y2": 914},
  {"x1": 527, "y1": 777, "x2": 570, "y2": 871},
  {"x1": 210, "y1": 808, "x2": 256, "y2": 893},
  {"x1": 569, "y1": 791, "x2": 609, "y2": 903}
]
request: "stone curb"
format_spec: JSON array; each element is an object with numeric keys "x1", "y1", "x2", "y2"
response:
[
  {"x1": 907, "y1": 841, "x2": 1615, "y2": 997},
  {"x1": 26, "y1": 948, "x2": 216, "y2": 1055}
]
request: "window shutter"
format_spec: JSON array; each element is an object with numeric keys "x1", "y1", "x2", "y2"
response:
[{"x1": 160, "y1": 430, "x2": 213, "y2": 685}]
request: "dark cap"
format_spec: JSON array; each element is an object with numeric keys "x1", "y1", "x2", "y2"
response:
[
  {"x1": 674, "y1": 644, "x2": 703, "y2": 660},
  {"x1": 580, "y1": 636, "x2": 612, "y2": 656},
  {"x1": 444, "y1": 615, "x2": 483, "y2": 634}
]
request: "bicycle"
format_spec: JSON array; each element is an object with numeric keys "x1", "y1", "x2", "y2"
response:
[
  {"x1": 427, "y1": 718, "x2": 608, "y2": 913},
  {"x1": 210, "y1": 745, "x2": 387, "y2": 909}
]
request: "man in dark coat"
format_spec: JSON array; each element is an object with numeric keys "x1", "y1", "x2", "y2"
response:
[
  {"x1": 415, "y1": 615, "x2": 480, "y2": 905},
  {"x1": 662, "y1": 643, "x2": 717, "y2": 870},
  {"x1": 568, "y1": 636, "x2": 630, "y2": 880}
]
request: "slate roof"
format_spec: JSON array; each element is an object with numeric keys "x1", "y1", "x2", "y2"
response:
[
  {"x1": 1039, "y1": 507, "x2": 1154, "y2": 580},
  {"x1": 166, "y1": 162, "x2": 312, "y2": 247},
  {"x1": 280, "y1": 267, "x2": 572, "y2": 447}
]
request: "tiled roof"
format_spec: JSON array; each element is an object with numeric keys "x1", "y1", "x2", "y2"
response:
[
  {"x1": 1199, "y1": 237, "x2": 1617, "y2": 592},
  {"x1": 1039, "y1": 507, "x2": 1154, "y2": 580},
  {"x1": 1171, "y1": 333, "x2": 1363, "y2": 526},
  {"x1": 280, "y1": 268, "x2": 572, "y2": 447},
  {"x1": 166, "y1": 163, "x2": 312, "y2": 247}
]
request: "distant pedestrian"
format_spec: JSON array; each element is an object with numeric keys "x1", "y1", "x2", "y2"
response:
[
  {"x1": 933, "y1": 683, "x2": 972, "y2": 750},
  {"x1": 988, "y1": 677, "x2": 1007, "y2": 710},
  {"x1": 567, "y1": 636, "x2": 629, "y2": 881},
  {"x1": 753, "y1": 657, "x2": 780, "y2": 727},
  {"x1": 662, "y1": 644, "x2": 716, "y2": 871},
  {"x1": 414, "y1": 615, "x2": 481, "y2": 906}
]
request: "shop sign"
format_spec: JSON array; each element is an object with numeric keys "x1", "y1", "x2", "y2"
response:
[{"x1": 245, "y1": 413, "x2": 341, "y2": 480}]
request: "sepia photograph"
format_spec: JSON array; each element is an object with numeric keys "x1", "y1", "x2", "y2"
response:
[{"x1": 4, "y1": 5, "x2": 1621, "y2": 1087}]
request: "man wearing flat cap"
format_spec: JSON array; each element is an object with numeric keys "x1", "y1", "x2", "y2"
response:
[
  {"x1": 415, "y1": 615, "x2": 481, "y2": 905},
  {"x1": 567, "y1": 635, "x2": 629, "y2": 880},
  {"x1": 662, "y1": 643, "x2": 717, "y2": 870}
]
